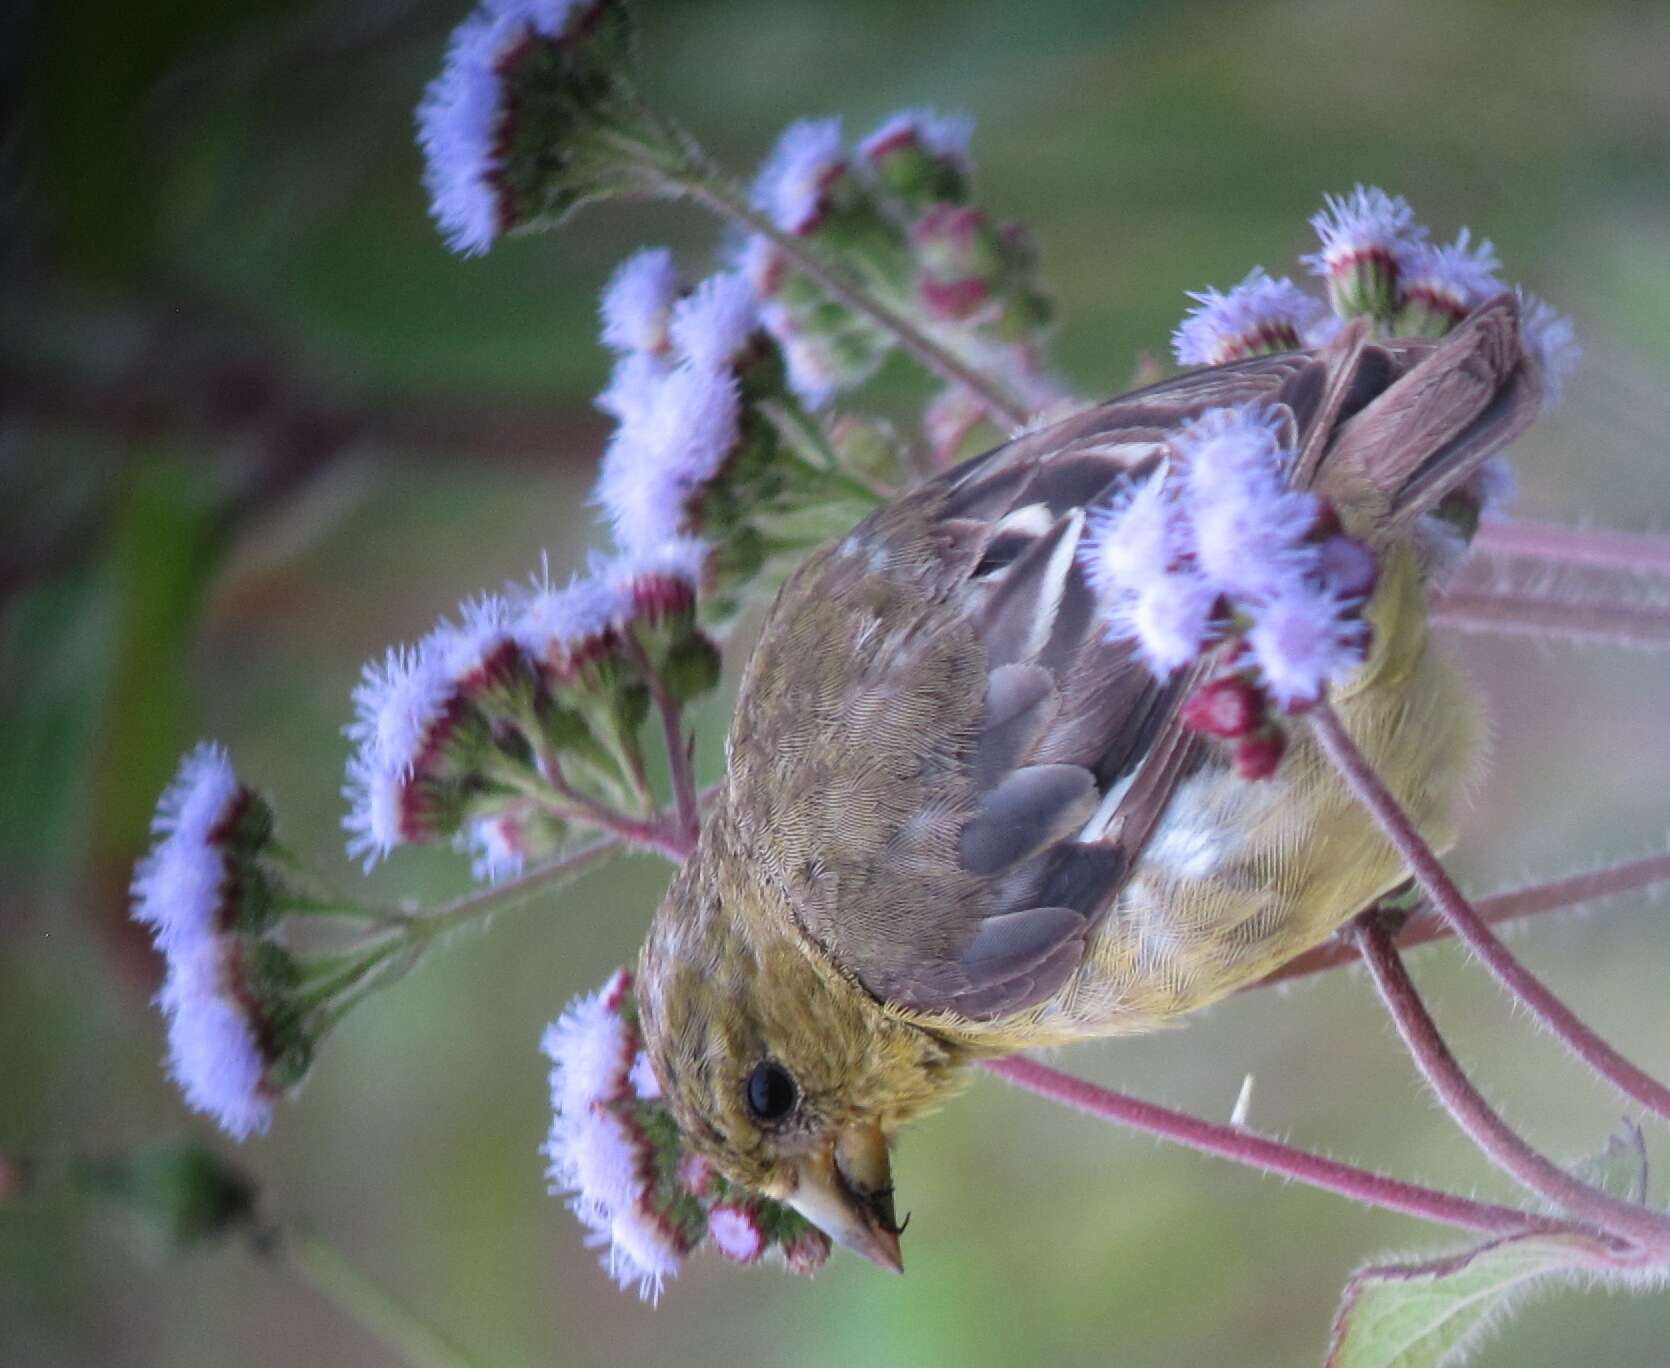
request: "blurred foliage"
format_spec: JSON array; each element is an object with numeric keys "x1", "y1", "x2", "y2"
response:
[{"x1": 2, "y1": 1, "x2": 1668, "y2": 1365}]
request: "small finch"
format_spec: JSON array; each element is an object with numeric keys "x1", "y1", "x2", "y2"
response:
[{"x1": 637, "y1": 297, "x2": 1542, "y2": 1270}]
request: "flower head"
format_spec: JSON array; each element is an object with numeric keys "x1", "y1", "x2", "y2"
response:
[
  {"x1": 1172, "y1": 268, "x2": 1323, "y2": 367},
  {"x1": 416, "y1": 10, "x2": 535, "y2": 255},
  {"x1": 1518, "y1": 291, "x2": 1580, "y2": 411},
  {"x1": 860, "y1": 107, "x2": 974, "y2": 169},
  {"x1": 158, "y1": 938, "x2": 276, "y2": 1141},
  {"x1": 1302, "y1": 185, "x2": 1429, "y2": 319},
  {"x1": 512, "y1": 564, "x2": 628, "y2": 677},
  {"x1": 1395, "y1": 228, "x2": 1503, "y2": 333},
  {"x1": 752, "y1": 117, "x2": 847, "y2": 234},
  {"x1": 131, "y1": 744, "x2": 267, "y2": 950},
  {"x1": 601, "y1": 247, "x2": 682, "y2": 355},
  {"x1": 1247, "y1": 585, "x2": 1369, "y2": 709},
  {"x1": 669, "y1": 272, "x2": 760, "y2": 371}
]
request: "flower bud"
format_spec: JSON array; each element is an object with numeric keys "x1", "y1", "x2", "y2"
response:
[
  {"x1": 1180, "y1": 676, "x2": 1268, "y2": 740},
  {"x1": 75, "y1": 1142, "x2": 258, "y2": 1251},
  {"x1": 1233, "y1": 729, "x2": 1287, "y2": 781},
  {"x1": 1301, "y1": 186, "x2": 1427, "y2": 322},
  {"x1": 860, "y1": 108, "x2": 974, "y2": 212}
]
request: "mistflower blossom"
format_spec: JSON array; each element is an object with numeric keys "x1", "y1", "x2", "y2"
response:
[
  {"x1": 427, "y1": 593, "x2": 520, "y2": 693},
  {"x1": 707, "y1": 1205, "x2": 766, "y2": 1264},
  {"x1": 610, "y1": 536, "x2": 710, "y2": 624},
  {"x1": 1302, "y1": 185, "x2": 1428, "y2": 318},
  {"x1": 752, "y1": 117, "x2": 847, "y2": 234},
  {"x1": 1518, "y1": 291, "x2": 1581, "y2": 410},
  {"x1": 159, "y1": 938, "x2": 275, "y2": 1141},
  {"x1": 1081, "y1": 469, "x2": 1182, "y2": 606},
  {"x1": 1396, "y1": 228, "x2": 1504, "y2": 328},
  {"x1": 483, "y1": 0, "x2": 598, "y2": 40},
  {"x1": 607, "y1": 1201, "x2": 685, "y2": 1300},
  {"x1": 1175, "y1": 408, "x2": 1320, "y2": 600},
  {"x1": 628, "y1": 1050, "x2": 662, "y2": 1100},
  {"x1": 342, "y1": 645, "x2": 457, "y2": 868},
  {"x1": 463, "y1": 813, "x2": 528, "y2": 882},
  {"x1": 761, "y1": 306, "x2": 842, "y2": 408},
  {"x1": 416, "y1": 9, "x2": 533, "y2": 255},
  {"x1": 596, "y1": 349, "x2": 672, "y2": 423},
  {"x1": 1301, "y1": 185, "x2": 1427, "y2": 278},
  {"x1": 130, "y1": 743, "x2": 250, "y2": 950},
  {"x1": 1246, "y1": 586, "x2": 1369, "y2": 709},
  {"x1": 859, "y1": 107, "x2": 974, "y2": 169},
  {"x1": 1171, "y1": 268, "x2": 1324, "y2": 367},
  {"x1": 669, "y1": 272, "x2": 759, "y2": 371},
  {"x1": 512, "y1": 564, "x2": 628, "y2": 672},
  {"x1": 594, "y1": 363, "x2": 742, "y2": 550},
  {"x1": 734, "y1": 235, "x2": 786, "y2": 299},
  {"x1": 600, "y1": 248, "x2": 682, "y2": 355},
  {"x1": 541, "y1": 968, "x2": 636, "y2": 1120},
  {"x1": 1115, "y1": 574, "x2": 1220, "y2": 677}
]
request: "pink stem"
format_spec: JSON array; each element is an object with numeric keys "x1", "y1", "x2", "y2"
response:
[
  {"x1": 1430, "y1": 588, "x2": 1670, "y2": 649},
  {"x1": 980, "y1": 1057, "x2": 1560, "y2": 1239},
  {"x1": 1350, "y1": 918, "x2": 1670, "y2": 1253},
  {"x1": 1255, "y1": 850, "x2": 1670, "y2": 988},
  {"x1": 1473, "y1": 519, "x2": 1670, "y2": 577},
  {"x1": 1309, "y1": 700, "x2": 1670, "y2": 1125}
]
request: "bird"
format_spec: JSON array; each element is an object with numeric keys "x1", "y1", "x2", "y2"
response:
[{"x1": 636, "y1": 295, "x2": 1543, "y2": 1272}]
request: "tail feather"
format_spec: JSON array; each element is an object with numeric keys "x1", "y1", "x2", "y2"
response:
[{"x1": 1315, "y1": 294, "x2": 1542, "y2": 536}]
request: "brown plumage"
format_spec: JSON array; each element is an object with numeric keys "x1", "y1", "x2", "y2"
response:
[{"x1": 637, "y1": 296, "x2": 1542, "y2": 1269}]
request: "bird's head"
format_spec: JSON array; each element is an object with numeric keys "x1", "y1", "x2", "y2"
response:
[{"x1": 636, "y1": 825, "x2": 971, "y2": 1274}]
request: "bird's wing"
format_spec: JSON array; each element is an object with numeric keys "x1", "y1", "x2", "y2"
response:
[{"x1": 728, "y1": 310, "x2": 1533, "y2": 1022}]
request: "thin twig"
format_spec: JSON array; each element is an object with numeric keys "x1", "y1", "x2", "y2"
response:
[
  {"x1": 1255, "y1": 849, "x2": 1670, "y2": 988},
  {"x1": 283, "y1": 1226, "x2": 480, "y2": 1368},
  {"x1": 1430, "y1": 587, "x2": 1670, "y2": 649},
  {"x1": 1308, "y1": 700, "x2": 1670, "y2": 1125},
  {"x1": 676, "y1": 175, "x2": 1030, "y2": 428},
  {"x1": 622, "y1": 635, "x2": 703, "y2": 845},
  {"x1": 1349, "y1": 918, "x2": 1670, "y2": 1254},
  {"x1": 1473, "y1": 519, "x2": 1670, "y2": 577},
  {"x1": 981, "y1": 1057, "x2": 1560, "y2": 1240}
]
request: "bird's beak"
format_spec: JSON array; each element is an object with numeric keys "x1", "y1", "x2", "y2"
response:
[{"x1": 786, "y1": 1122, "x2": 905, "y2": 1274}]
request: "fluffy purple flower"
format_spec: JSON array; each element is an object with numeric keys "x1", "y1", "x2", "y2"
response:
[
  {"x1": 130, "y1": 743, "x2": 246, "y2": 952},
  {"x1": 416, "y1": 10, "x2": 535, "y2": 256},
  {"x1": 859, "y1": 107, "x2": 974, "y2": 169},
  {"x1": 752, "y1": 117, "x2": 847, "y2": 234},
  {"x1": 158, "y1": 938, "x2": 274, "y2": 1141},
  {"x1": 1397, "y1": 228, "x2": 1503, "y2": 323},
  {"x1": 342, "y1": 646, "x2": 455, "y2": 868},
  {"x1": 601, "y1": 247, "x2": 682, "y2": 355},
  {"x1": 1301, "y1": 185, "x2": 1427, "y2": 279},
  {"x1": 1518, "y1": 291, "x2": 1581, "y2": 410},
  {"x1": 1247, "y1": 586, "x2": 1369, "y2": 709},
  {"x1": 669, "y1": 272, "x2": 759, "y2": 371},
  {"x1": 1172, "y1": 268, "x2": 1323, "y2": 367}
]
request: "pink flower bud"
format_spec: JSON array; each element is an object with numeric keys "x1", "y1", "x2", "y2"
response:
[{"x1": 1181, "y1": 676, "x2": 1268, "y2": 740}]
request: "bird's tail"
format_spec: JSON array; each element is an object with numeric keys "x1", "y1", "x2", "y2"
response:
[{"x1": 1310, "y1": 293, "x2": 1543, "y2": 541}]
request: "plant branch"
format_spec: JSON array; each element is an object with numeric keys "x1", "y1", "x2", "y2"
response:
[
  {"x1": 1430, "y1": 587, "x2": 1670, "y2": 649},
  {"x1": 282, "y1": 1225, "x2": 480, "y2": 1368},
  {"x1": 1254, "y1": 849, "x2": 1670, "y2": 988},
  {"x1": 1349, "y1": 917, "x2": 1670, "y2": 1254},
  {"x1": 1308, "y1": 700, "x2": 1670, "y2": 1125},
  {"x1": 1473, "y1": 519, "x2": 1670, "y2": 577},
  {"x1": 672, "y1": 172, "x2": 1030, "y2": 428},
  {"x1": 981, "y1": 1057, "x2": 1560, "y2": 1239}
]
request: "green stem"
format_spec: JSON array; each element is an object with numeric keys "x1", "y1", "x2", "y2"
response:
[
  {"x1": 284, "y1": 1226, "x2": 480, "y2": 1368},
  {"x1": 668, "y1": 166, "x2": 1030, "y2": 427}
]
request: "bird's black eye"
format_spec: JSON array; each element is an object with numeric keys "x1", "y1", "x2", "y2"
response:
[{"x1": 745, "y1": 1061, "x2": 799, "y2": 1123}]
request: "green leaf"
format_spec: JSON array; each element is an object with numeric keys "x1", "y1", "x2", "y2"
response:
[{"x1": 1325, "y1": 1232, "x2": 1620, "y2": 1368}]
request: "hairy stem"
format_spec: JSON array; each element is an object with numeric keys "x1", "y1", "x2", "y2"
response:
[
  {"x1": 1430, "y1": 587, "x2": 1670, "y2": 649},
  {"x1": 673, "y1": 173, "x2": 1030, "y2": 428},
  {"x1": 1309, "y1": 700, "x2": 1670, "y2": 1125},
  {"x1": 1349, "y1": 918, "x2": 1670, "y2": 1253},
  {"x1": 981, "y1": 1057, "x2": 1560, "y2": 1239},
  {"x1": 283, "y1": 1226, "x2": 480, "y2": 1368},
  {"x1": 1473, "y1": 519, "x2": 1670, "y2": 576},
  {"x1": 1254, "y1": 849, "x2": 1670, "y2": 988}
]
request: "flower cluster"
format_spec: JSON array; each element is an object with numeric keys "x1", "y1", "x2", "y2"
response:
[
  {"x1": 344, "y1": 548, "x2": 718, "y2": 875},
  {"x1": 542, "y1": 969, "x2": 830, "y2": 1299},
  {"x1": 742, "y1": 110, "x2": 1067, "y2": 448},
  {"x1": 417, "y1": 0, "x2": 674, "y2": 255},
  {"x1": 1173, "y1": 186, "x2": 1579, "y2": 420},
  {"x1": 130, "y1": 744, "x2": 308, "y2": 1139},
  {"x1": 1082, "y1": 406, "x2": 1378, "y2": 777},
  {"x1": 589, "y1": 250, "x2": 891, "y2": 622}
]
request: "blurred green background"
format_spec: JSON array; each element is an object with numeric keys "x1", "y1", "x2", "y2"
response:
[{"x1": 4, "y1": 0, "x2": 1669, "y2": 1364}]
